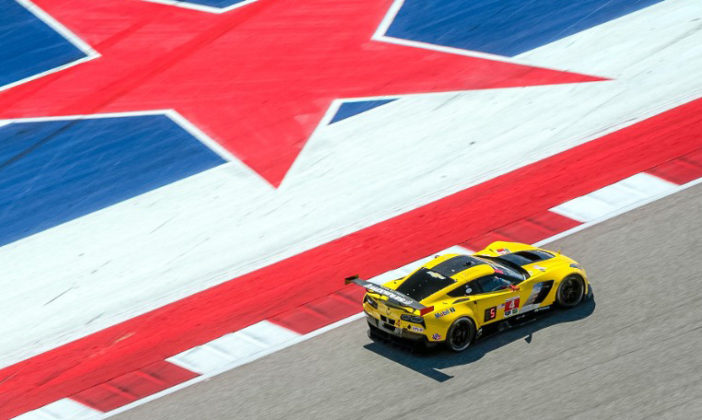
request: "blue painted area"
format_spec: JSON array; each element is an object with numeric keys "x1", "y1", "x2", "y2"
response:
[
  {"x1": 330, "y1": 99, "x2": 397, "y2": 124},
  {"x1": 386, "y1": 0, "x2": 664, "y2": 57},
  {"x1": 176, "y1": 0, "x2": 250, "y2": 8},
  {"x1": 0, "y1": 0, "x2": 86, "y2": 88},
  {"x1": 0, "y1": 115, "x2": 225, "y2": 247}
]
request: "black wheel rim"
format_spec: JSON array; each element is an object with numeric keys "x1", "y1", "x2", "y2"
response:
[
  {"x1": 560, "y1": 276, "x2": 584, "y2": 305},
  {"x1": 451, "y1": 320, "x2": 471, "y2": 350}
]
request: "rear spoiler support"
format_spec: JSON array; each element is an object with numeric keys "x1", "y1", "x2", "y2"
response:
[{"x1": 345, "y1": 275, "x2": 425, "y2": 311}]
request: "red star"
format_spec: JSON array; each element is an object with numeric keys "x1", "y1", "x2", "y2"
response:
[{"x1": 0, "y1": 0, "x2": 602, "y2": 186}]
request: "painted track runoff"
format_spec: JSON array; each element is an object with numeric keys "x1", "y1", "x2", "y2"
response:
[{"x1": 116, "y1": 181, "x2": 702, "y2": 420}]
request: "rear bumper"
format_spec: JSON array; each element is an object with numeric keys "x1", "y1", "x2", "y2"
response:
[{"x1": 365, "y1": 312, "x2": 426, "y2": 341}]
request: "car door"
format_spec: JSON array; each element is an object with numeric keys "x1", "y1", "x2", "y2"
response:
[{"x1": 470, "y1": 274, "x2": 521, "y2": 325}]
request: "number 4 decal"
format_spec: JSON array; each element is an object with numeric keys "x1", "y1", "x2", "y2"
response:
[{"x1": 504, "y1": 297, "x2": 520, "y2": 316}]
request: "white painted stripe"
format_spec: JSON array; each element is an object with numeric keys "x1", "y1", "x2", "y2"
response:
[
  {"x1": 105, "y1": 174, "x2": 702, "y2": 419},
  {"x1": 107, "y1": 312, "x2": 365, "y2": 418},
  {"x1": 538, "y1": 177, "x2": 702, "y2": 247},
  {"x1": 0, "y1": 110, "x2": 261, "y2": 185},
  {"x1": 3, "y1": 0, "x2": 702, "y2": 373},
  {"x1": 13, "y1": 398, "x2": 101, "y2": 420},
  {"x1": 15, "y1": 0, "x2": 96, "y2": 56},
  {"x1": 550, "y1": 173, "x2": 677, "y2": 222},
  {"x1": 1, "y1": 0, "x2": 100, "y2": 93},
  {"x1": 167, "y1": 321, "x2": 300, "y2": 375},
  {"x1": 372, "y1": 0, "x2": 565, "y2": 68},
  {"x1": 443, "y1": 245, "x2": 475, "y2": 255}
]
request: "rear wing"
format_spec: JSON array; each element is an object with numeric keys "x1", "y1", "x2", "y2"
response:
[{"x1": 345, "y1": 275, "x2": 425, "y2": 311}]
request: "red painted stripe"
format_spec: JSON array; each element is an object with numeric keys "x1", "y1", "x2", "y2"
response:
[
  {"x1": 529, "y1": 211, "x2": 583, "y2": 234},
  {"x1": 70, "y1": 360, "x2": 198, "y2": 412},
  {"x1": 271, "y1": 287, "x2": 365, "y2": 334},
  {"x1": 684, "y1": 148, "x2": 702, "y2": 167},
  {"x1": 461, "y1": 211, "x2": 581, "y2": 250},
  {"x1": 2, "y1": 98, "x2": 702, "y2": 418},
  {"x1": 647, "y1": 147, "x2": 702, "y2": 184}
]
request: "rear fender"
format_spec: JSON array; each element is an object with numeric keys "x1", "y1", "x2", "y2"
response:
[{"x1": 424, "y1": 301, "x2": 476, "y2": 341}]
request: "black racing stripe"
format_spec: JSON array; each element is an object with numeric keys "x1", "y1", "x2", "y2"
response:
[{"x1": 431, "y1": 255, "x2": 485, "y2": 277}]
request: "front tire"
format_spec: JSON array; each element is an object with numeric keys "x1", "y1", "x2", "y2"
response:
[
  {"x1": 446, "y1": 317, "x2": 476, "y2": 352},
  {"x1": 556, "y1": 274, "x2": 585, "y2": 308}
]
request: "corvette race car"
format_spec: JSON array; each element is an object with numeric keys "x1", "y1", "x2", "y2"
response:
[{"x1": 347, "y1": 241, "x2": 589, "y2": 351}]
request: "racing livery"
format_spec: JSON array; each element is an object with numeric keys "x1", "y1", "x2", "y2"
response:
[{"x1": 348, "y1": 241, "x2": 589, "y2": 351}]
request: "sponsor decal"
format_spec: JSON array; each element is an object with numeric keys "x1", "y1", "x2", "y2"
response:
[
  {"x1": 496, "y1": 248, "x2": 510, "y2": 255},
  {"x1": 434, "y1": 307, "x2": 456, "y2": 318},
  {"x1": 410, "y1": 326, "x2": 424, "y2": 333},
  {"x1": 520, "y1": 303, "x2": 541, "y2": 313},
  {"x1": 432, "y1": 333, "x2": 442, "y2": 340},
  {"x1": 363, "y1": 283, "x2": 416, "y2": 307},
  {"x1": 533, "y1": 264, "x2": 547, "y2": 272},
  {"x1": 427, "y1": 270, "x2": 447, "y2": 279},
  {"x1": 504, "y1": 297, "x2": 520, "y2": 317}
]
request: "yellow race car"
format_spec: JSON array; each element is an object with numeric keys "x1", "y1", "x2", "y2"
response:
[{"x1": 347, "y1": 241, "x2": 589, "y2": 351}]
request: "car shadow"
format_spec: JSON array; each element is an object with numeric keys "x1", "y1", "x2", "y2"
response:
[{"x1": 362, "y1": 292, "x2": 596, "y2": 382}]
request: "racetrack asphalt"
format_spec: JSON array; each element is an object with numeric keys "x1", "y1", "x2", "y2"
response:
[{"x1": 115, "y1": 182, "x2": 702, "y2": 420}]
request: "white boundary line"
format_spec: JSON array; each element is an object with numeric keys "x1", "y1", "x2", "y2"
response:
[
  {"x1": 105, "y1": 313, "x2": 366, "y2": 418},
  {"x1": 9, "y1": 1, "x2": 700, "y2": 416},
  {"x1": 535, "y1": 176, "x2": 702, "y2": 247},
  {"x1": 0, "y1": 0, "x2": 100, "y2": 93},
  {"x1": 2, "y1": 0, "x2": 610, "y2": 191},
  {"x1": 371, "y1": 0, "x2": 597, "y2": 68},
  {"x1": 0, "y1": 110, "x2": 216, "y2": 152},
  {"x1": 135, "y1": 0, "x2": 603, "y2": 74},
  {"x1": 104, "y1": 173, "x2": 702, "y2": 418},
  {"x1": 0, "y1": 109, "x2": 274, "y2": 188},
  {"x1": 140, "y1": 0, "x2": 258, "y2": 14},
  {"x1": 0, "y1": 109, "x2": 167, "y2": 124},
  {"x1": 16, "y1": 0, "x2": 95, "y2": 55},
  {"x1": 163, "y1": 110, "x2": 239, "y2": 164}
]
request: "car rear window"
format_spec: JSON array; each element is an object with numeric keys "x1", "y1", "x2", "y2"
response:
[
  {"x1": 430, "y1": 255, "x2": 485, "y2": 276},
  {"x1": 499, "y1": 250, "x2": 554, "y2": 266},
  {"x1": 396, "y1": 268, "x2": 455, "y2": 301}
]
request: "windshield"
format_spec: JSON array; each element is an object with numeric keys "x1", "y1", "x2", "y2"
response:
[
  {"x1": 475, "y1": 256, "x2": 526, "y2": 283},
  {"x1": 396, "y1": 268, "x2": 456, "y2": 301}
]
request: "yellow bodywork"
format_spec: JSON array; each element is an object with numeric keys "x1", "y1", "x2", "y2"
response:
[{"x1": 361, "y1": 241, "x2": 589, "y2": 345}]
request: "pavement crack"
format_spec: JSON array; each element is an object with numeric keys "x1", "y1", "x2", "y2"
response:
[{"x1": 44, "y1": 286, "x2": 75, "y2": 306}]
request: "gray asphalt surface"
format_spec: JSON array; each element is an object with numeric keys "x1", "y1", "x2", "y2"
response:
[{"x1": 117, "y1": 183, "x2": 702, "y2": 420}]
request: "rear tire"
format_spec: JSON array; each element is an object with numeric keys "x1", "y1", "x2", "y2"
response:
[
  {"x1": 556, "y1": 274, "x2": 585, "y2": 308},
  {"x1": 446, "y1": 317, "x2": 476, "y2": 352},
  {"x1": 367, "y1": 322, "x2": 382, "y2": 341}
]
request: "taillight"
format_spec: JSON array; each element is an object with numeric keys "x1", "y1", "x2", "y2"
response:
[
  {"x1": 419, "y1": 306, "x2": 434, "y2": 316},
  {"x1": 364, "y1": 295, "x2": 378, "y2": 309},
  {"x1": 400, "y1": 314, "x2": 424, "y2": 324}
]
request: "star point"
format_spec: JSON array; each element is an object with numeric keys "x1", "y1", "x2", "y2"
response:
[{"x1": 0, "y1": 0, "x2": 605, "y2": 186}]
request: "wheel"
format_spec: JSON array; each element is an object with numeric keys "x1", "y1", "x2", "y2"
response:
[
  {"x1": 556, "y1": 274, "x2": 585, "y2": 308},
  {"x1": 446, "y1": 317, "x2": 476, "y2": 352},
  {"x1": 367, "y1": 322, "x2": 382, "y2": 340}
]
